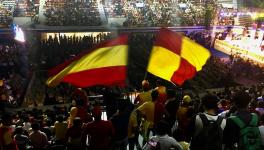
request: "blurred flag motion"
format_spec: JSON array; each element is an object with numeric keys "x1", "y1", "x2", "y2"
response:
[
  {"x1": 147, "y1": 28, "x2": 211, "y2": 85},
  {"x1": 46, "y1": 34, "x2": 129, "y2": 87}
]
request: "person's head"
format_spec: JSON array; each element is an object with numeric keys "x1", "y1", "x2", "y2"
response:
[
  {"x1": 156, "y1": 79, "x2": 163, "y2": 87},
  {"x1": 142, "y1": 80, "x2": 150, "y2": 91},
  {"x1": 92, "y1": 106, "x2": 102, "y2": 121},
  {"x1": 232, "y1": 91, "x2": 251, "y2": 109},
  {"x1": 71, "y1": 100, "x2": 76, "y2": 106},
  {"x1": 15, "y1": 126, "x2": 23, "y2": 135},
  {"x1": 57, "y1": 115, "x2": 64, "y2": 123},
  {"x1": 31, "y1": 122, "x2": 40, "y2": 131},
  {"x1": 118, "y1": 98, "x2": 129, "y2": 112},
  {"x1": 257, "y1": 101, "x2": 264, "y2": 108},
  {"x1": 155, "y1": 120, "x2": 170, "y2": 136},
  {"x1": 151, "y1": 90, "x2": 159, "y2": 102},
  {"x1": 202, "y1": 94, "x2": 219, "y2": 111},
  {"x1": 182, "y1": 95, "x2": 192, "y2": 105}
]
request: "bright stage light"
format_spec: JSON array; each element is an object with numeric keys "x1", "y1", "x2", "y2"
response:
[{"x1": 13, "y1": 25, "x2": 25, "y2": 43}]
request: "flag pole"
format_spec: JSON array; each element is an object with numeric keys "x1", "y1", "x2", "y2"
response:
[{"x1": 143, "y1": 70, "x2": 148, "y2": 80}]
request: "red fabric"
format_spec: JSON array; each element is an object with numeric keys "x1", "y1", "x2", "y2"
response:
[
  {"x1": 85, "y1": 120, "x2": 115, "y2": 149},
  {"x1": 170, "y1": 58, "x2": 197, "y2": 85},
  {"x1": 155, "y1": 28, "x2": 182, "y2": 55},
  {"x1": 62, "y1": 66, "x2": 126, "y2": 88}
]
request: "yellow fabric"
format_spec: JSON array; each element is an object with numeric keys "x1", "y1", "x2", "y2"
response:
[
  {"x1": 54, "y1": 121, "x2": 68, "y2": 140},
  {"x1": 180, "y1": 37, "x2": 211, "y2": 71},
  {"x1": 138, "y1": 91, "x2": 152, "y2": 106},
  {"x1": 128, "y1": 111, "x2": 138, "y2": 138},
  {"x1": 179, "y1": 141, "x2": 189, "y2": 150},
  {"x1": 47, "y1": 45, "x2": 128, "y2": 87},
  {"x1": 147, "y1": 46, "x2": 181, "y2": 81},
  {"x1": 156, "y1": 86, "x2": 166, "y2": 95},
  {"x1": 137, "y1": 101, "x2": 154, "y2": 128}
]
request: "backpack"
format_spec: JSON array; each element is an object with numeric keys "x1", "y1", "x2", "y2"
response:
[
  {"x1": 230, "y1": 113, "x2": 262, "y2": 150},
  {"x1": 190, "y1": 113, "x2": 223, "y2": 150}
]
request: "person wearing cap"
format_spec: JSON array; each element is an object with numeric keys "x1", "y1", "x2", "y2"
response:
[
  {"x1": 81, "y1": 106, "x2": 115, "y2": 150},
  {"x1": 134, "y1": 80, "x2": 152, "y2": 107},
  {"x1": 175, "y1": 95, "x2": 195, "y2": 142}
]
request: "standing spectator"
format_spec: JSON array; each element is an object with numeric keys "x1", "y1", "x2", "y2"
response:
[
  {"x1": 164, "y1": 89, "x2": 180, "y2": 130},
  {"x1": 65, "y1": 117, "x2": 82, "y2": 149},
  {"x1": 81, "y1": 106, "x2": 115, "y2": 150},
  {"x1": 224, "y1": 91, "x2": 262, "y2": 150},
  {"x1": 137, "y1": 90, "x2": 166, "y2": 144},
  {"x1": 175, "y1": 95, "x2": 194, "y2": 142},
  {"x1": 111, "y1": 99, "x2": 133, "y2": 150},
  {"x1": 134, "y1": 80, "x2": 152, "y2": 107},
  {"x1": 154, "y1": 80, "x2": 167, "y2": 105},
  {"x1": 29, "y1": 122, "x2": 49, "y2": 150},
  {"x1": 190, "y1": 94, "x2": 225, "y2": 150},
  {"x1": 143, "y1": 120, "x2": 183, "y2": 150},
  {"x1": 128, "y1": 109, "x2": 140, "y2": 150}
]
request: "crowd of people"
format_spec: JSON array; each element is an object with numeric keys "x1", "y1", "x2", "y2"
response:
[
  {"x1": 0, "y1": 42, "x2": 28, "y2": 109},
  {"x1": 104, "y1": 0, "x2": 179, "y2": 27},
  {"x1": 1, "y1": 79, "x2": 264, "y2": 150},
  {"x1": 44, "y1": 0, "x2": 101, "y2": 26},
  {"x1": 1, "y1": 29, "x2": 264, "y2": 149},
  {"x1": 13, "y1": 0, "x2": 39, "y2": 17},
  {"x1": 0, "y1": 3, "x2": 13, "y2": 27}
]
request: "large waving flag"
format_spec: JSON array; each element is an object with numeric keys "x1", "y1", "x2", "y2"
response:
[
  {"x1": 46, "y1": 35, "x2": 129, "y2": 87},
  {"x1": 147, "y1": 28, "x2": 211, "y2": 85}
]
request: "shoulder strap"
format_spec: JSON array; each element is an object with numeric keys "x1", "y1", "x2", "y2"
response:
[
  {"x1": 230, "y1": 116, "x2": 246, "y2": 129},
  {"x1": 199, "y1": 113, "x2": 209, "y2": 126},
  {"x1": 216, "y1": 116, "x2": 224, "y2": 126},
  {"x1": 249, "y1": 113, "x2": 258, "y2": 126}
]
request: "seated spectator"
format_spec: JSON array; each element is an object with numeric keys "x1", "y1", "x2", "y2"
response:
[
  {"x1": 14, "y1": 126, "x2": 31, "y2": 150},
  {"x1": 29, "y1": 122, "x2": 49, "y2": 149},
  {"x1": 53, "y1": 115, "x2": 67, "y2": 143}
]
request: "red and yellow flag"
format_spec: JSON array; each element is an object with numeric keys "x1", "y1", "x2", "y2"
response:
[
  {"x1": 147, "y1": 28, "x2": 211, "y2": 85},
  {"x1": 46, "y1": 35, "x2": 129, "y2": 87}
]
